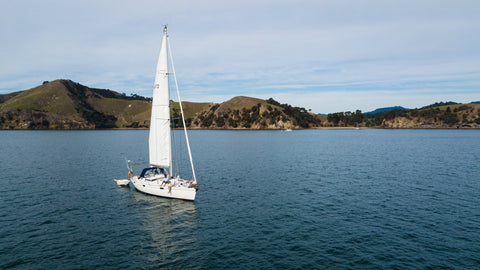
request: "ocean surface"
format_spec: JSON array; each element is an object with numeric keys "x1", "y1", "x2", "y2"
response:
[{"x1": 0, "y1": 129, "x2": 479, "y2": 269}]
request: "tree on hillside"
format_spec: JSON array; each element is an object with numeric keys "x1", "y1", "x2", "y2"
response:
[
  {"x1": 327, "y1": 110, "x2": 364, "y2": 126},
  {"x1": 439, "y1": 109, "x2": 458, "y2": 126},
  {"x1": 266, "y1": 98, "x2": 320, "y2": 128}
]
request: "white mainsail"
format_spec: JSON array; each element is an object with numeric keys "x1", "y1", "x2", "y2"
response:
[{"x1": 149, "y1": 27, "x2": 171, "y2": 169}]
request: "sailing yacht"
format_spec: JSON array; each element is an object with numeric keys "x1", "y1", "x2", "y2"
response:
[{"x1": 128, "y1": 26, "x2": 198, "y2": 201}]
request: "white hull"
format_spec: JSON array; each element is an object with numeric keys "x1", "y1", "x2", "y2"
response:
[{"x1": 130, "y1": 176, "x2": 196, "y2": 201}]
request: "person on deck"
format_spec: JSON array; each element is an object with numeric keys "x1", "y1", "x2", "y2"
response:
[
  {"x1": 188, "y1": 179, "x2": 197, "y2": 188},
  {"x1": 168, "y1": 176, "x2": 176, "y2": 193},
  {"x1": 161, "y1": 174, "x2": 170, "y2": 187}
]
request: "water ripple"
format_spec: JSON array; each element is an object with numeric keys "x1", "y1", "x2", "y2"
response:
[{"x1": 0, "y1": 130, "x2": 479, "y2": 269}]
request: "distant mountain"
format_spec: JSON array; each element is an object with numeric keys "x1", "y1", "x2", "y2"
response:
[
  {"x1": 365, "y1": 106, "x2": 409, "y2": 115},
  {"x1": 364, "y1": 106, "x2": 409, "y2": 118},
  {"x1": 472, "y1": 101, "x2": 480, "y2": 104}
]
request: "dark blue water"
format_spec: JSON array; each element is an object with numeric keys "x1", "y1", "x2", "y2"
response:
[{"x1": 1, "y1": 129, "x2": 479, "y2": 269}]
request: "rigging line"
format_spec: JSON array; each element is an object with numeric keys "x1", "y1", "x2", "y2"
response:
[
  {"x1": 178, "y1": 121, "x2": 184, "y2": 178},
  {"x1": 167, "y1": 36, "x2": 197, "y2": 182},
  {"x1": 176, "y1": 124, "x2": 181, "y2": 177},
  {"x1": 171, "y1": 86, "x2": 182, "y2": 176},
  {"x1": 168, "y1": 94, "x2": 174, "y2": 176},
  {"x1": 170, "y1": 100, "x2": 179, "y2": 176},
  {"x1": 176, "y1": 123, "x2": 184, "y2": 179},
  {"x1": 173, "y1": 125, "x2": 182, "y2": 178}
]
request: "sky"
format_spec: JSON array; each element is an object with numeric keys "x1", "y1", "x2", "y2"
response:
[{"x1": 1, "y1": 0, "x2": 479, "y2": 113}]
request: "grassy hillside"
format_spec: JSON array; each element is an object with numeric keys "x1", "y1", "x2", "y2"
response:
[
  {"x1": 181, "y1": 96, "x2": 322, "y2": 129},
  {"x1": 1, "y1": 81, "x2": 79, "y2": 115},
  {"x1": 1, "y1": 80, "x2": 89, "y2": 129},
  {"x1": 216, "y1": 96, "x2": 267, "y2": 113},
  {"x1": 3, "y1": 79, "x2": 477, "y2": 129},
  {"x1": 171, "y1": 101, "x2": 212, "y2": 120},
  {"x1": 1, "y1": 80, "x2": 320, "y2": 130},
  {"x1": 88, "y1": 97, "x2": 151, "y2": 128},
  {"x1": 0, "y1": 80, "x2": 151, "y2": 129}
]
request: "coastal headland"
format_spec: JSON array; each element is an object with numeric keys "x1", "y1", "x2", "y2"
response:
[{"x1": 1, "y1": 79, "x2": 479, "y2": 130}]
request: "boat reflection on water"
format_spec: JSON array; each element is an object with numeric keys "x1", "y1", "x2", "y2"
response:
[{"x1": 127, "y1": 192, "x2": 201, "y2": 267}]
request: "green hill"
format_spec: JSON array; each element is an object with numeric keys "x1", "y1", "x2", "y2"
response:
[
  {"x1": 178, "y1": 96, "x2": 322, "y2": 129},
  {"x1": 0, "y1": 80, "x2": 151, "y2": 129},
  {"x1": 0, "y1": 80, "x2": 321, "y2": 130}
]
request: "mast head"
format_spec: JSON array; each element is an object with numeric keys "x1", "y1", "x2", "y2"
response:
[{"x1": 163, "y1": 25, "x2": 168, "y2": 33}]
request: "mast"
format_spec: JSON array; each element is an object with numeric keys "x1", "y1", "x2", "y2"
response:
[{"x1": 149, "y1": 26, "x2": 172, "y2": 174}]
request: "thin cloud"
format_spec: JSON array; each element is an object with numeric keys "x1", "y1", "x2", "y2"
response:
[{"x1": 0, "y1": 0, "x2": 479, "y2": 112}]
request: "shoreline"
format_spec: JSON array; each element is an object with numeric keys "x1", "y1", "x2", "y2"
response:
[{"x1": 1, "y1": 126, "x2": 479, "y2": 131}]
